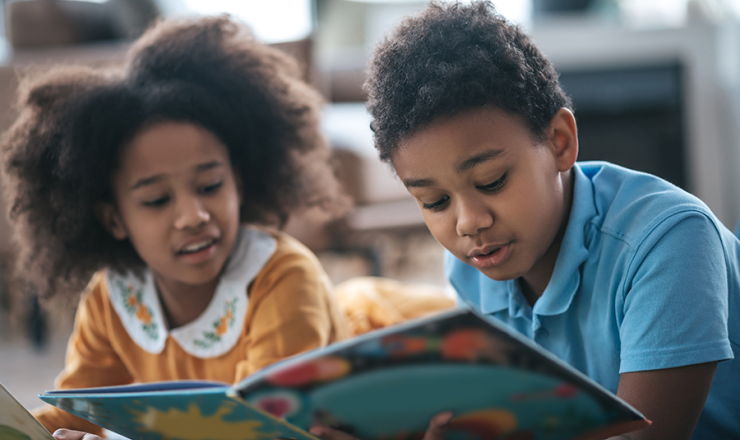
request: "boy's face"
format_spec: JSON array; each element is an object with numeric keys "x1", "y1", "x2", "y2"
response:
[
  {"x1": 392, "y1": 107, "x2": 578, "y2": 293},
  {"x1": 100, "y1": 121, "x2": 242, "y2": 293}
]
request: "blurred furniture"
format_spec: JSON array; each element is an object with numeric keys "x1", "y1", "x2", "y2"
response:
[
  {"x1": 321, "y1": 103, "x2": 422, "y2": 231},
  {"x1": 6, "y1": 0, "x2": 159, "y2": 49},
  {"x1": 529, "y1": 19, "x2": 740, "y2": 228}
]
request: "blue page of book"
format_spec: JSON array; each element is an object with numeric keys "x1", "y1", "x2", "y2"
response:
[{"x1": 41, "y1": 386, "x2": 316, "y2": 440}]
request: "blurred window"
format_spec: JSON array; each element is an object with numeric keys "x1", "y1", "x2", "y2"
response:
[{"x1": 160, "y1": 0, "x2": 314, "y2": 43}]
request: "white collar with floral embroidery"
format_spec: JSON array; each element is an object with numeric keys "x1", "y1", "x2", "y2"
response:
[{"x1": 106, "y1": 227, "x2": 277, "y2": 358}]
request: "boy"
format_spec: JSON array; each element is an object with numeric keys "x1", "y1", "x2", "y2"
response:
[{"x1": 313, "y1": 1, "x2": 738, "y2": 440}]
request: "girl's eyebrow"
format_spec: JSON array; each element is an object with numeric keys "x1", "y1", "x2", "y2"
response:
[
  {"x1": 129, "y1": 161, "x2": 224, "y2": 190},
  {"x1": 130, "y1": 175, "x2": 163, "y2": 190},
  {"x1": 195, "y1": 161, "x2": 223, "y2": 172}
]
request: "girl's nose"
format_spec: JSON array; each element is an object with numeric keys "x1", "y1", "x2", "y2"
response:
[
  {"x1": 174, "y1": 196, "x2": 210, "y2": 230},
  {"x1": 456, "y1": 198, "x2": 493, "y2": 237}
]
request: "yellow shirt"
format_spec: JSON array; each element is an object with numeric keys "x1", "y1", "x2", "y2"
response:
[{"x1": 32, "y1": 227, "x2": 350, "y2": 435}]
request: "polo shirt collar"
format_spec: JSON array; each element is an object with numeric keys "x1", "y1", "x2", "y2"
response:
[{"x1": 477, "y1": 164, "x2": 595, "y2": 317}]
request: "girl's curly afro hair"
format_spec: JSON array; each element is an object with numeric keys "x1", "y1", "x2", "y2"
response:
[
  {"x1": 364, "y1": 1, "x2": 573, "y2": 162},
  {"x1": 1, "y1": 15, "x2": 347, "y2": 297}
]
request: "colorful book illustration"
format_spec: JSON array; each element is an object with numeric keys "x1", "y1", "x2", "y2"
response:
[
  {"x1": 39, "y1": 308, "x2": 650, "y2": 440},
  {"x1": 0, "y1": 382, "x2": 55, "y2": 440}
]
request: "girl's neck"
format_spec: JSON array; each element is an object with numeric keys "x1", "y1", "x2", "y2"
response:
[{"x1": 153, "y1": 275, "x2": 219, "y2": 330}]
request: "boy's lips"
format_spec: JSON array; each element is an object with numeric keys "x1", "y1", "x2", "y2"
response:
[{"x1": 468, "y1": 242, "x2": 512, "y2": 269}]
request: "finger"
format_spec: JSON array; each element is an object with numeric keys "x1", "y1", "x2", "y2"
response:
[
  {"x1": 422, "y1": 411, "x2": 454, "y2": 440},
  {"x1": 52, "y1": 429, "x2": 104, "y2": 440},
  {"x1": 309, "y1": 426, "x2": 361, "y2": 440}
]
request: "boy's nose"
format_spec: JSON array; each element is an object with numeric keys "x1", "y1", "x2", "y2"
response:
[
  {"x1": 174, "y1": 197, "x2": 210, "y2": 230},
  {"x1": 456, "y1": 199, "x2": 493, "y2": 237}
]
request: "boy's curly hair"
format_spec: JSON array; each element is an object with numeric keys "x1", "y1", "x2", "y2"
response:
[
  {"x1": 364, "y1": 1, "x2": 573, "y2": 162},
  {"x1": 0, "y1": 15, "x2": 346, "y2": 296}
]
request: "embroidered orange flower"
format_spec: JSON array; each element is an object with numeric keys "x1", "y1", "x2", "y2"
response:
[
  {"x1": 226, "y1": 309, "x2": 233, "y2": 321},
  {"x1": 216, "y1": 316, "x2": 229, "y2": 336},
  {"x1": 136, "y1": 304, "x2": 152, "y2": 325},
  {"x1": 127, "y1": 294, "x2": 139, "y2": 308}
]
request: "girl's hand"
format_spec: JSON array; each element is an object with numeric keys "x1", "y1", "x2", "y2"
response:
[
  {"x1": 52, "y1": 429, "x2": 104, "y2": 440},
  {"x1": 308, "y1": 411, "x2": 453, "y2": 440}
]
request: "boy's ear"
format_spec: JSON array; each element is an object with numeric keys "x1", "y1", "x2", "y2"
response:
[
  {"x1": 547, "y1": 108, "x2": 579, "y2": 172},
  {"x1": 95, "y1": 202, "x2": 128, "y2": 240}
]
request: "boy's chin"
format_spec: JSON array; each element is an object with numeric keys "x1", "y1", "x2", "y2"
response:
[{"x1": 476, "y1": 262, "x2": 527, "y2": 284}]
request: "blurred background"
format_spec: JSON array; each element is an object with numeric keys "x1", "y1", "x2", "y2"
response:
[{"x1": 0, "y1": 0, "x2": 740, "y2": 415}]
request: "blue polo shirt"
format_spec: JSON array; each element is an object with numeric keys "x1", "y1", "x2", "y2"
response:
[{"x1": 446, "y1": 161, "x2": 740, "y2": 438}]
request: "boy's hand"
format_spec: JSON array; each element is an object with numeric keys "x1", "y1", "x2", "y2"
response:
[
  {"x1": 308, "y1": 411, "x2": 453, "y2": 440},
  {"x1": 52, "y1": 429, "x2": 104, "y2": 440}
]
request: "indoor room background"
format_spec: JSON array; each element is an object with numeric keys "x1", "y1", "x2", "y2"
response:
[{"x1": 0, "y1": 0, "x2": 739, "y2": 416}]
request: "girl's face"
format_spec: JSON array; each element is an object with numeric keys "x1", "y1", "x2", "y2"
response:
[{"x1": 100, "y1": 121, "x2": 242, "y2": 291}]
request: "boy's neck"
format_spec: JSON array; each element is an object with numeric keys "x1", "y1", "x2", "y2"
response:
[
  {"x1": 518, "y1": 277, "x2": 542, "y2": 307},
  {"x1": 154, "y1": 276, "x2": 219, "y2": 330},
  {"x1": 518, "y1": 167, "x2": 575, "y2": 307},
  {"x1": 519, "y1": 220, "x2": 568, "y2": 306}
]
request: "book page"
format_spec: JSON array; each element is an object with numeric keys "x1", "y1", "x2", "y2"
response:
[
  {"x1": 236, "y1": 308, "x2": 649, "y2": 440},
  {"x1": 0, "y1": 382, "x2": 54, "y2": 440}
]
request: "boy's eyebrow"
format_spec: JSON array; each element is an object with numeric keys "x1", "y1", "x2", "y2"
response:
[
  {"x1": 129, "y1": 161, "x2": 224, "y2": 190},
  {"x1": 404, "y1": 178, "x2": 436, "y2": 188},
  {"x1": 457, "y1": 149, "x2": 506, "y2": 173},
  {"x1": 403, "y1": 149, "x2": 506, "y2": 188}
]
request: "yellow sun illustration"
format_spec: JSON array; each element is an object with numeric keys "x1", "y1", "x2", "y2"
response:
[{"x1": 130, "y1": 401, "x2": 279, "y2": 440}]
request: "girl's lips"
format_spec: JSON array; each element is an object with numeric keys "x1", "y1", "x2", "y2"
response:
[
  {"x1": 177, "y1": 238, "x2": 218, "y2": 264},
  {"x1": 469, "y1": 243, "x2": 512, "y2": 269}
]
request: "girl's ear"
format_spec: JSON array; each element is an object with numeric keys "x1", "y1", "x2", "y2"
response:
[
  {"x1": 95, "y1": 202, "x2": 128, "y2": 240},
  {"x1": 548, "y1": 107, "x2": 579, "y2": 172}
]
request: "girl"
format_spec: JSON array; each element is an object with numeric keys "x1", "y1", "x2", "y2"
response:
[{"x1": 0, "y1": 15, "x2": 351, "y2": 437}]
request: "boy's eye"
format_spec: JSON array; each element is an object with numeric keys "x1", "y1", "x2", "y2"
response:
[
  {"x1": 478, "y1": 172, "x2": 508, "y2": 193},
  {"x1": 199, "y1": 181, "x2": 223, "y2": 194},
  {"x1": 142, "y1": 196, "x2": 170, "y2": 208},
  {"x1": 422, "y1": 195, "x2": 450, "y2": 211}
]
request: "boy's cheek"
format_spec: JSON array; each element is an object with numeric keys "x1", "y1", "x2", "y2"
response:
[{"x1": 423, "y1": 222, "x2": 455, "y2": 252}]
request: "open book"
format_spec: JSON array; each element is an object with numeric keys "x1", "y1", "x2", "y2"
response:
[
  {"x1": 39, "y1": 308, "x2": 650, "y2": 440},
  {"x1": 0, "y1": 382, "x2": 54, "y2": 440}
]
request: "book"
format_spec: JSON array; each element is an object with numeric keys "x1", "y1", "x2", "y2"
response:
[
  {"x1": 39, "y1": 308, "x2": 650, "y2": 440},
  {"x1": 0, "y1": 382, "x2": 55, "y2": 440}
]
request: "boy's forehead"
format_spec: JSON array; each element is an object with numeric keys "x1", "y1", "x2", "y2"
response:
[{"x1": 393, "y1": 107, "x2": 530, "y2": 163}]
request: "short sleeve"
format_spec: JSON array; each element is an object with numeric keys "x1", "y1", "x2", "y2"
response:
[
  {"x1": 32, "y1": 273, "x2": 133, "y2": 434},
  {"x1": 234, "y1": 241, "x2": 349, "y2": 381},
  {"x1": 619, "y1": 214, "x2": 733, "y2": 373}
]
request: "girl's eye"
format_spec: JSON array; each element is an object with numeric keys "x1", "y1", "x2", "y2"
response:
[
  {"x1": 478, "y1": 172, "x2": 508, "y2": 193},
  {"x1": 143, "y1": 196, "x2": 170, "y2": 208},
  {"x1": 199, "y1": 182, "x2": 223, "y2": 194},
  {"x1": 422, "y1": 195, "x2": 450, "y2": 211}
]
